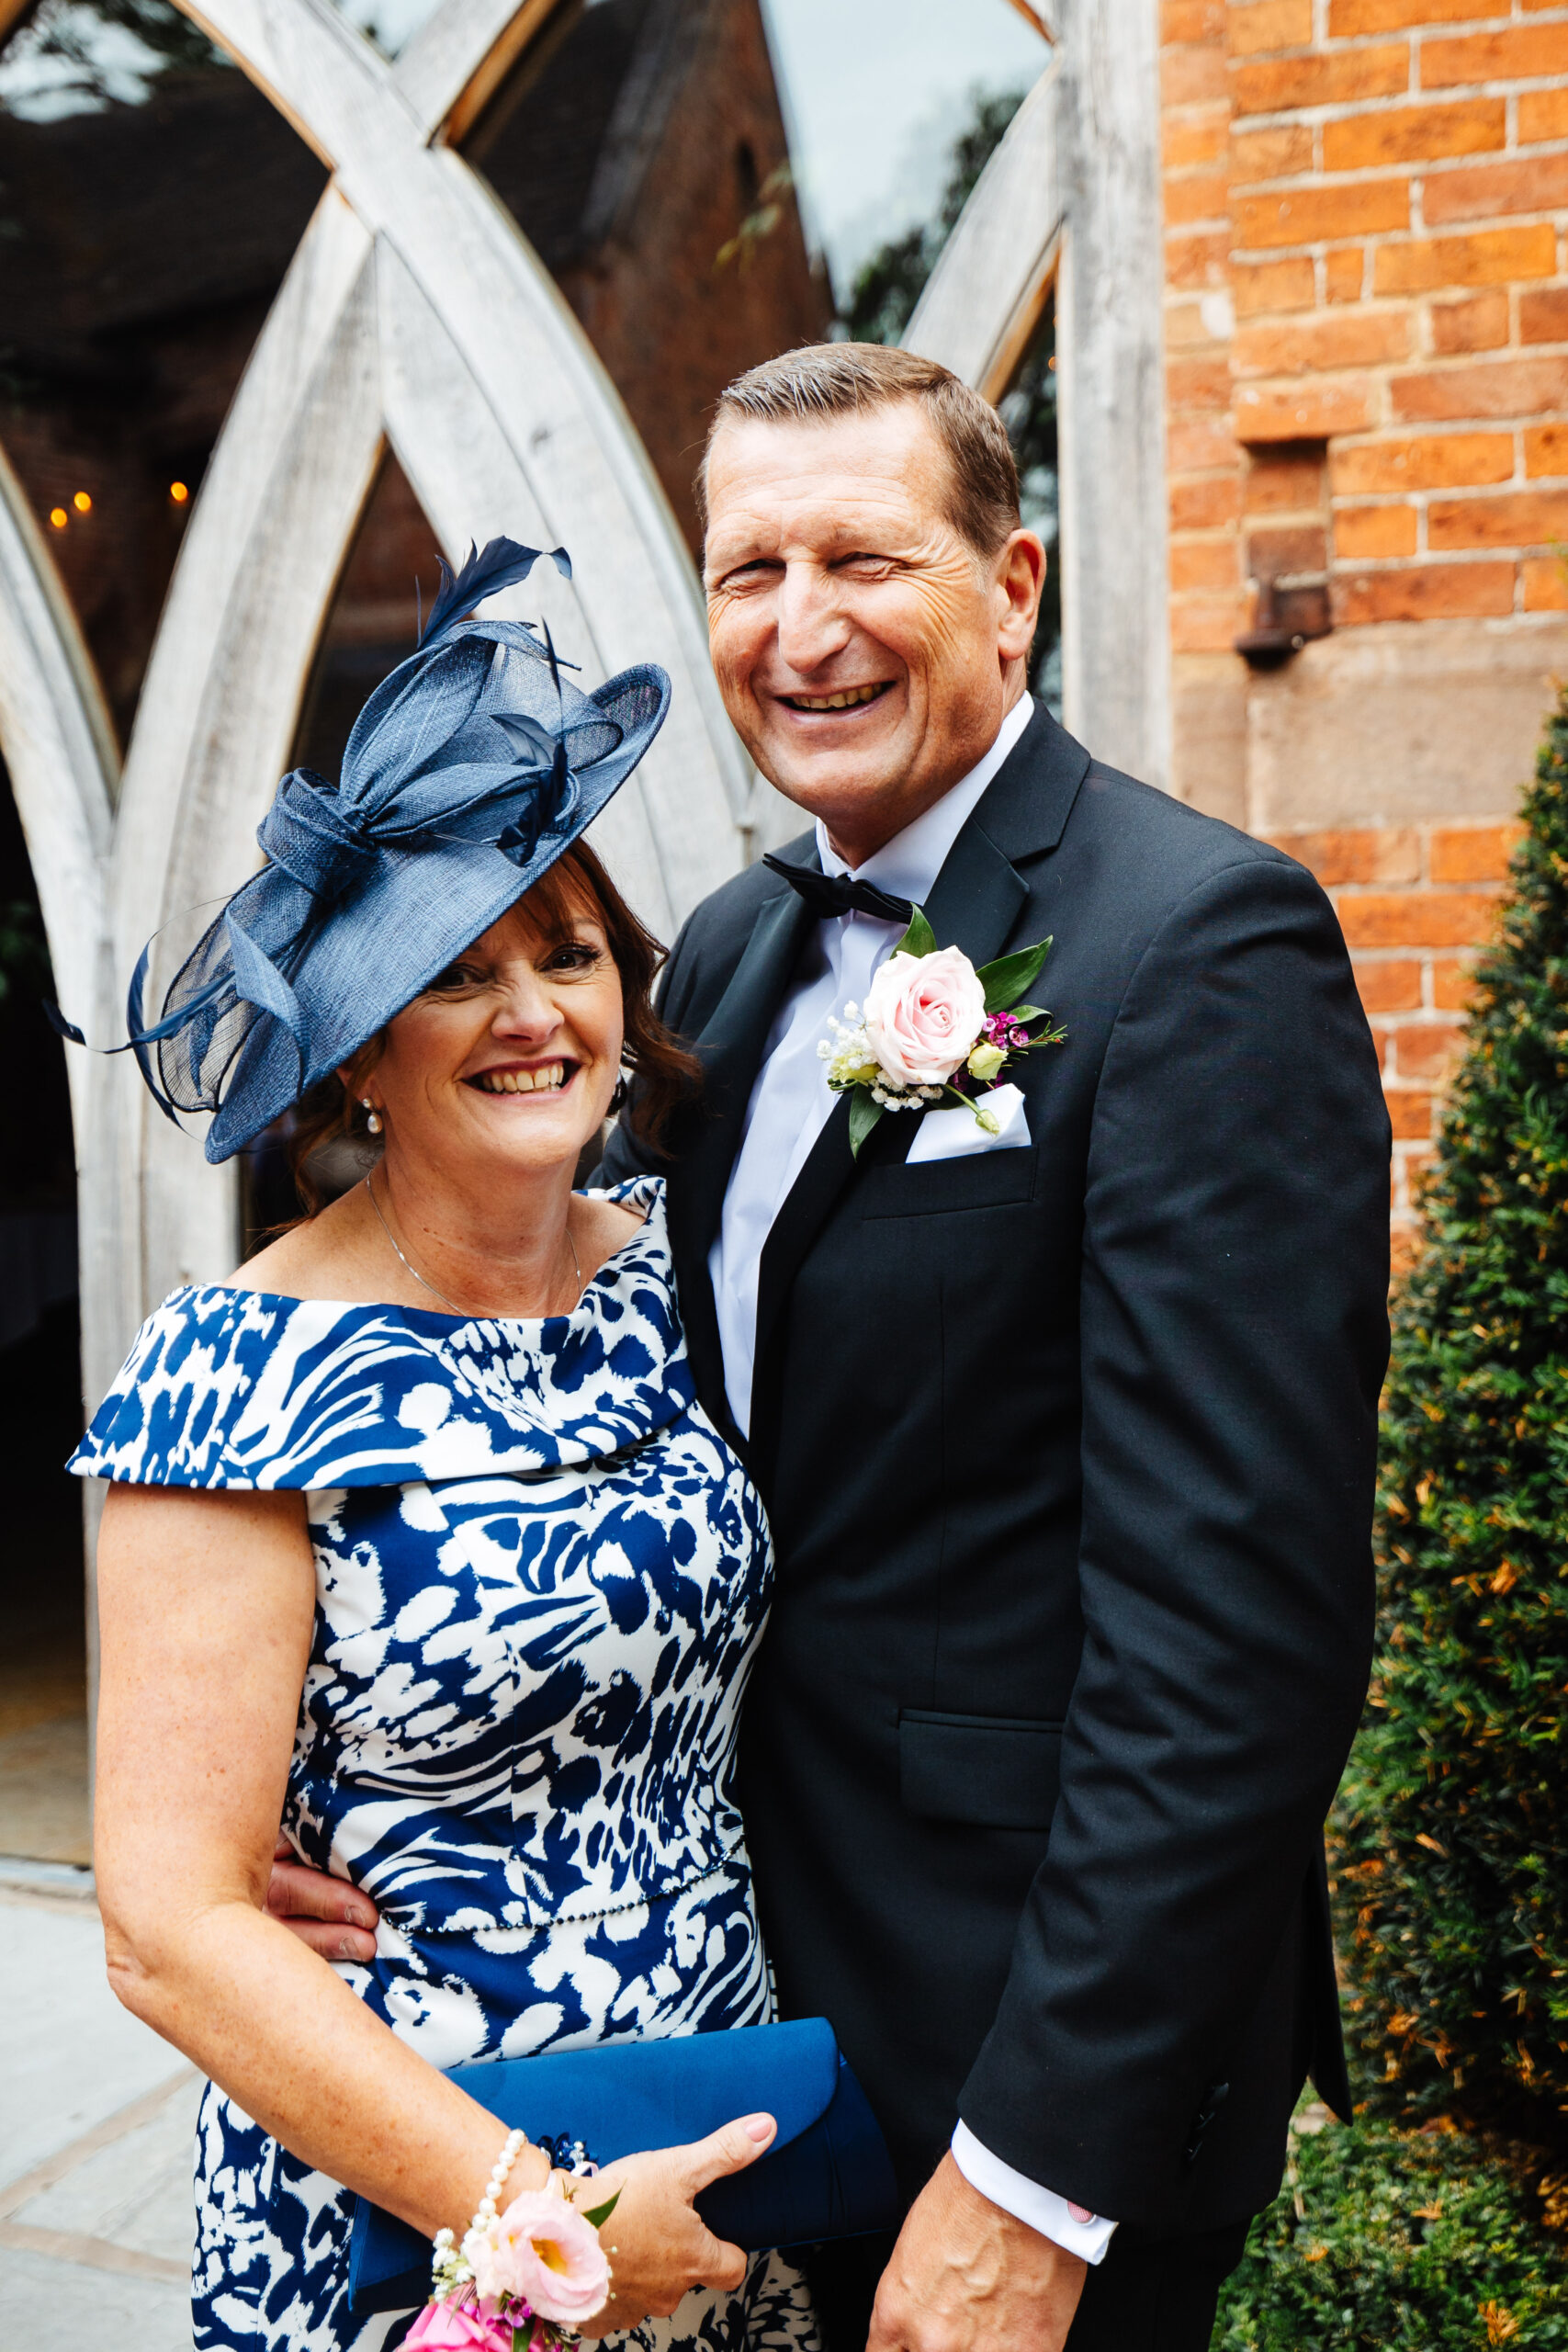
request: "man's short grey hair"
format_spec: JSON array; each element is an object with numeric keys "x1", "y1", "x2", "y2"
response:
[{"x1": 698, "y1": 344, "x2": 1022, "y2": 560}]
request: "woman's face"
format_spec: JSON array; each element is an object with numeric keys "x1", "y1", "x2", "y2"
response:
[{"x1": 365, "y1": 892, "x2": 624, "y2": 1184}]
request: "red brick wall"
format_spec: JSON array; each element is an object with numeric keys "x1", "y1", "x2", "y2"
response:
[
  {"x1": 1165, "y1": 0, "x2": 1568, "y2": 646},
  {"x1": 1267, "y1": 819, "x2": 1520, "y2": 1259},
  {"x1": 1160, "y1": 0, "x2": 1558, "y2": 1250}
]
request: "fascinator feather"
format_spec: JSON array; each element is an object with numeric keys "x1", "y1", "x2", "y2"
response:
[{"x1": 55, "y1": 538, "x2": 671, "y2": 1162}]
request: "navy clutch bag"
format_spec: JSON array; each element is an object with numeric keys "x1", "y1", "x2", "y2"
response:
[{"x1": 346, "y1": 2018, "x2": 898, "y2": 2313}]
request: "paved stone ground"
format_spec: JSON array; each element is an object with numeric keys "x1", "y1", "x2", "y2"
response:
[{"x1": 0, "y1": 1864, "x2": 197, "y2": 2346}]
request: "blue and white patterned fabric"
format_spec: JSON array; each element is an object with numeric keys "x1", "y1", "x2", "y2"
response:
[{"x1": 71, "y1": 1179, "x2": 818, "y2": 2352}]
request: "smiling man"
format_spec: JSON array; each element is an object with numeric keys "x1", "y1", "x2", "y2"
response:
[
  {"x1": 607, "y1": 346, "x2": 1390, "y2": 2352},
  {"x1": 271, "y1": 345, "x2": 1391, "y2": 2352},
  {"x1": 703, "y1": 390, "x2": 1031, "y2": 865}
]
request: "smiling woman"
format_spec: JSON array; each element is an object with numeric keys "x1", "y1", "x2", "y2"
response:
[
  {"x1": 278, "y1": 839, "x2": 698, "y2": 1227},
  {"x1": 250, "y1": 865, "x2": 646, "y2": 1322},
  {"x1": 66, "y1": 545, "x2": 819, "y2": 2352}
]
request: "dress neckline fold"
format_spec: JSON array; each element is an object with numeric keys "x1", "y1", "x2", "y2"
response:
[{"x1": 200, "y1": 1185, "x2": 655, "y2": 1334}]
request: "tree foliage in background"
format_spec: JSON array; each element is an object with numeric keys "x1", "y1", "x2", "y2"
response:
[
  {"x1": 3, "y1": 0, "x2": 231, "y2": 108},
  {"x1": 1334, "y1": 691, "x2": 1568, "y2": 2172},
  {"x1": 842, "y1": 89, "x2": 1060, "y2": 694},
  {"x1": 842, "y1": 92, "x2": 1026, "y2": 347},
  {"x1": 1216, "y1": 2111, "x2": 1568, "y2": 2349}
]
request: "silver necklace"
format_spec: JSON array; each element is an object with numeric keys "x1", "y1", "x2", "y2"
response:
[{"x1": 364, "y1": 1174, "x2": 582, "y2": 1315}]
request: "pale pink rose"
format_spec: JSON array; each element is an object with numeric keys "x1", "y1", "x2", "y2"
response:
[
  {"x1": 863, "y1": 947, "x2": 987, "y2": 1089},
  {"x1": 467, "y1": 2185, "x2": 612, "y2": 2327},
  {"x1": 404, "y1": 2300, "x2": 514, "y2": 2351}
]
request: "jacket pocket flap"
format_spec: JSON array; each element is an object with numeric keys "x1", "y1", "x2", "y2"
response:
[
  {"x1": 899, "y1": 1710, "x2": 1063, "y2": 1830},
  {"x1": 860, "y1": 1148, "x2": 1038, "y2": 1218}
]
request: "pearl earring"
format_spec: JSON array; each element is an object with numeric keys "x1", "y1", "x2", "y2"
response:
[{"x1": 361, "y1": 1097, "x2": 382, "y2": 1136}]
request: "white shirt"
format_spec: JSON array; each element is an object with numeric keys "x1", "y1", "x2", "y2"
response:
[{"x1": 706, "y1": 695, "x2": 1115, "y2": 2265}]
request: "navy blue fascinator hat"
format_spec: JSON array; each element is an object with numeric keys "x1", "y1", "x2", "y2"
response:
[{"x1": 87, "y1": 539, "x2": 671, "y2": 1163}]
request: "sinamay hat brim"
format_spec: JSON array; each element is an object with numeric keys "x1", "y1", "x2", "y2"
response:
[{"x1": 124, "y1": 542, "x2": 671, "y2": 1162}]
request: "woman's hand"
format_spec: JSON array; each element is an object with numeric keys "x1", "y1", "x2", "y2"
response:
[{"x1": 576, "y1": 2111, "x2": 776, "y2": 2335}]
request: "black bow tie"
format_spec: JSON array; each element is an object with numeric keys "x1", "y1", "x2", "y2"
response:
[{"x1": 762, "y1": 854, "x2": 912, "y2": 926}]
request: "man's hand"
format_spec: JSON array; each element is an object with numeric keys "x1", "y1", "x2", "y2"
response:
[
  {"x1": 265, "y1": 1838, "x2": 378, "y2": 1963},
  {"x1": 868, "y1": 2154, "x2": 1088, "y2": 2352}
]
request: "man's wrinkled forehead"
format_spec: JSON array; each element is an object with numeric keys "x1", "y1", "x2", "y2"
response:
[{"x1": 702, "y1": 407, "x2": 953, "y2": 573}]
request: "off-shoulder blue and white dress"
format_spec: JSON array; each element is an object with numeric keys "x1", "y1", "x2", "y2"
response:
[{"x1": 70, "y1": 1178, "x2": 817, "y2": 2352}]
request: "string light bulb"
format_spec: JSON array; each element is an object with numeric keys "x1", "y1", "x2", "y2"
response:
[
  {"x1": 169, "y1": 481, "x2": 189, "y2": 504},
  {"x1": 73, "y1": 490, "x2": 91, "y2": 513},
  {"x1": 49, "y1": 507, "x2": 67, "y2": 529}
]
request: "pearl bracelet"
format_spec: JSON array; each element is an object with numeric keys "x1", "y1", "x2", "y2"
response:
[
  {"x1": 475, "y1": 2128, "x2": 528, "y2": 2231},
  {"x1": 431, "y1": 2126, "x2": 528, "y2": 2295}
]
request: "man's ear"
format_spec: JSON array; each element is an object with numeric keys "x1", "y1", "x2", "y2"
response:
[{"x1": 996, "y1": 529, "x2": 1046, "y2": 662}]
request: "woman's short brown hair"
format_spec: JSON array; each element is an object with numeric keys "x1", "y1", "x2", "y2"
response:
[{"x1": 284, "y1": 839, "x2": 699, "y2": 1215}]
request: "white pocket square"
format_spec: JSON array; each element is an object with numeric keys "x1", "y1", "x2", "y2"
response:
[{"x1": 906, "y1": 1082, "x2": 1032, "y2": 1165}]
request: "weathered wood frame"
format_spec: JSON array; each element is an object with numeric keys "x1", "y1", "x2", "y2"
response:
[{"x1": 907, "y1": 0, "x2": 1169, "y2": 789}]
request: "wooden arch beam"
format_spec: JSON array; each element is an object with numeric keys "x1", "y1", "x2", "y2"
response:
[{"x1": 904, "y1": 0, "x2": 1169, "y2": 791}]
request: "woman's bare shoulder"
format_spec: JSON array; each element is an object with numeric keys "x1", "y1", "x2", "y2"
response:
[{"x1": 228, "y1": 1189, "x2": 378, "y2": 1304}]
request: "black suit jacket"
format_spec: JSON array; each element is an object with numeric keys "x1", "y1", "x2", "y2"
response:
[{"x1": 600, "y1": 702, "x2": 1389, "y2": 2233}]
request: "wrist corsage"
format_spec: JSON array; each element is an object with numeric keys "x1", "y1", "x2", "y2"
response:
[
  {"x1": 408, "y1": 2130, "x2": 621, "y2": 2352},
  {"x1": 818, "y1": 904, "x2": 1065, "y2": 1157}
]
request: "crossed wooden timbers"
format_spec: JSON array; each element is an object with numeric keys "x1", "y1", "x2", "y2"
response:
[{"x1": 0, "y1": 0, "x2": 770, "y2": 1397}]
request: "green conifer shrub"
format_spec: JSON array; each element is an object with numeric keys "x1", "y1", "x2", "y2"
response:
[
  {"x1": 1216, "y1": 2111, "x2": 1568, "y2": 2349},
  {"x1": 1334, "y1": 691, "x2": 1568, "y2": 2165}
]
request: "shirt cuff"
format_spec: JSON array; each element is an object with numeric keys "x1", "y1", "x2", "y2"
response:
[{"x1": 950, "y1": 2121, "x2": 1118, "y2": 2267}]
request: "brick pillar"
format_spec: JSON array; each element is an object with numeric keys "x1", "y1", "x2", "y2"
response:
[
  {"x1": 1263, "y1": 820, "x2": 1520, "y2": 1260},
  {"x1": 1157, "y1": 0, "x2": 1567, "y2": 1246}
]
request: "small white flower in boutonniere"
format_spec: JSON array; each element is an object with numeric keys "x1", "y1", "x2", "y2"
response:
[{"x1": 817, "y1": 905, "x2": 1066, "y2": 1157}]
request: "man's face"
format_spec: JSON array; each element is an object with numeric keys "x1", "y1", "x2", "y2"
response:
[{"x1": 703, "y1": 401, "x2": 1044, "y2": 864}]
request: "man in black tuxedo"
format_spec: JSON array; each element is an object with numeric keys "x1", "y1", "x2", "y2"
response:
[{"x1": 272, "y1": 345, "x2": 1389, "y2": 2350}]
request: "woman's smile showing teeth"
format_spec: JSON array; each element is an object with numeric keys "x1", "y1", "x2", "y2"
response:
[{"x1": 471, "y1": 1062, "x2": 571, "y2": 1094}]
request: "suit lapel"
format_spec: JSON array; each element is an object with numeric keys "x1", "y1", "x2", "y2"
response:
[
  {"x1": 665, "y1": 878, "x2": 816, "y2": 1442},
  {"x1": 750, "y1": 1092, "x2": 855, "y2": 1455},
  {"x1": 919, "y1": 814, "x2": 1030, "y2": 971}
]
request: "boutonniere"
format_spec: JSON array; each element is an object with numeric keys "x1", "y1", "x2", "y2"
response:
[{"x1": 818, "y1": 905, "x2": 1066, "y2": 1158}]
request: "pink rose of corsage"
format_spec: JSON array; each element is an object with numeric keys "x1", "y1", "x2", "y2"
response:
[
  {"x1": 819, "y1": 904, "x2": 1065, "y2": 1156},
  {"x1": 863, "y1": 944, "x2": 987, "y2": 1090},
  {"x1": 467, "y1": 2185, "x2": 613, "y2": 2327},
  {"x1": 423, "y1": 2171, "x2": 619, "y2": 2352}
]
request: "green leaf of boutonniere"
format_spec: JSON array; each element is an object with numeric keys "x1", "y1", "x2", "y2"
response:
[
  {"x1": 581, "y1": 2190, "x2": 622, "y2": 2228},
  {"x1": 1007, "y1": 1004, "x2": 1048, "y2": 1025},
  {"x1": 976, "y1": 937, "x2": 1053, "y2": 1013},
  {"x1": 896, "y1": 904, "x2": 939, "y2": 960},
  {"x1": 848, "y1": 1090, "x2": 886, "y2": 1159},
  {"x1": 512, "y1": 2326, "x2": 531, "y2": 2352}
]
